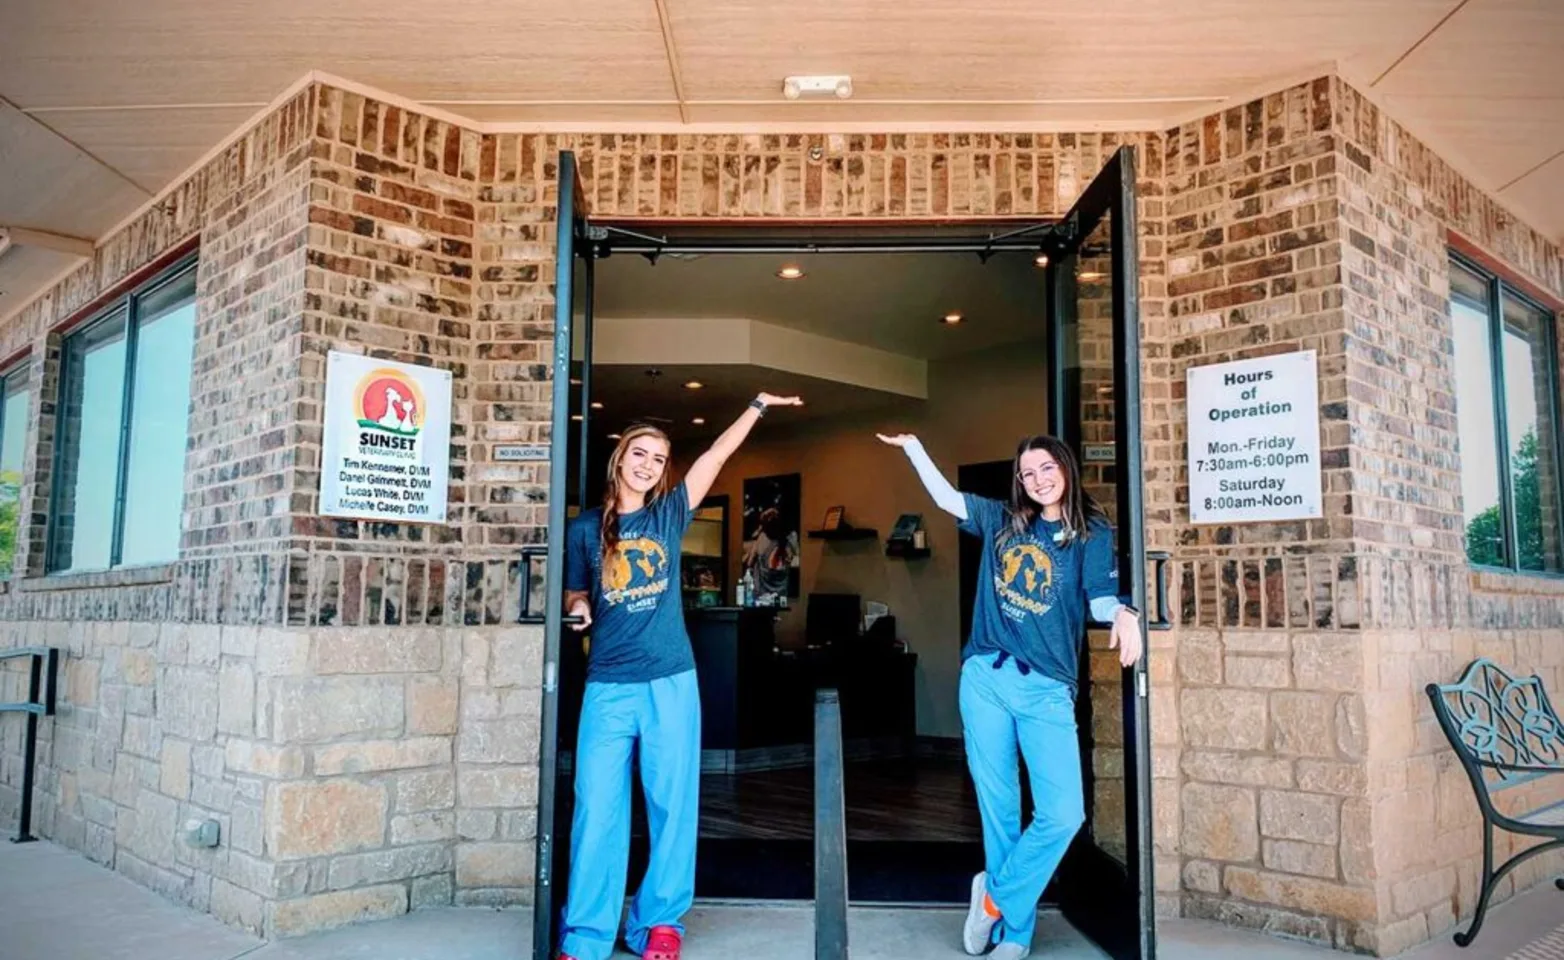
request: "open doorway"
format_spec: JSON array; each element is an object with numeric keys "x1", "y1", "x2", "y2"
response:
[{"x1": 536, "y1": 149, "x2": 1154, "y2": 960}]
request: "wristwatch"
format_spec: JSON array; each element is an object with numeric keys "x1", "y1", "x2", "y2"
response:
[{"x1": 749, "y1": 397, "x2": 767, "y2": 416}]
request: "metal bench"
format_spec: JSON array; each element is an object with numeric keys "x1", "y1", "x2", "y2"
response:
[{"x1": 1426, "y1": 658, "x2": 1564, "y2": 948}]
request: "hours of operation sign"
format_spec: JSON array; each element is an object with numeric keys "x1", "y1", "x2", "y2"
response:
[
  {"x1": 320, "y1": 352, "x2": 452, "y2": 524},
  {"x1": 1187, "y1": 350, "x2": 1323, "y2": 524}
]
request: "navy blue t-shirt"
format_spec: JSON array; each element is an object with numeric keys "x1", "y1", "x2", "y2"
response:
[
  {"x1": 958, "y1": 494, "x2": 1125, "y2": 693},
  {"x1": 565, "y1": 484, "x2": 696, "y2": 683}
]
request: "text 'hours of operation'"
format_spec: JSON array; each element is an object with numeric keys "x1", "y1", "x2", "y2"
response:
[{"x1": 1186, "y1": 350, "x2": 1323, "y2": 524}]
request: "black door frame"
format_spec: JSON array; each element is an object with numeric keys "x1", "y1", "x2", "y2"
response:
[
  {"x1": 1047, "y1": 145, "x2": 1156, "y2": 960},
  {"x1": 533, "y1": 147, "x2": 1155, "y2": 960}
]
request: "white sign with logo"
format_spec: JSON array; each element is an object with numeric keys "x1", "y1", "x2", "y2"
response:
[
  {"x1": 1187, "y1": 350, "x2": 1323, "y2": 524},
  {"x1": 320, "y1": 352, "x2": 452, "y2": 523}
]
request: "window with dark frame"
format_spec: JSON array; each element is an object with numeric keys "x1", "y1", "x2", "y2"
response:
[
  {"x1": 47, "y1": 256, "x2": 198, "y2": 574},
  {"x1": 1449, "y1": 253, "x2": 1564, "y2": 575},
  {"x1": 0, "y1": 364, "x2": 30, "y2": 578}
]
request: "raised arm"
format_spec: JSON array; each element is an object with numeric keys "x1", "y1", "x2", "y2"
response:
[
  {"x1": 684, "y1": 392, "x2": 802, "y2": 507},
  {"x1": 876, "y1": 434, "x2": 968, "y2": 521}
]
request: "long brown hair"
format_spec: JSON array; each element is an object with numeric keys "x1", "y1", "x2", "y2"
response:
[
  {"x1": 1005, "y1": 434, "x2": 1106, "y2": 544},
  {"x1": 600, "y1": 425, "x2": 673, "y2": 560}
]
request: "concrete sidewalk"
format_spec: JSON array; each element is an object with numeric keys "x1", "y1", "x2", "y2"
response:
[{"x1": 3, "y1": 840, "x2": 1559, "y2": 960}]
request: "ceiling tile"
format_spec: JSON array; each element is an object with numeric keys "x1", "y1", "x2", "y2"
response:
[
  {"x1": 0, "y1": 244, "x2": 83, "y2": 308},
  {"x1": 667, "y1": 0, "x2": 1453, "y2": 102},
  {"x1": 0, "y1": 0, "x2": 674, "y2": 108},
  {"x1": 37, "y1": 105, "x2": 261, "y2": 193},
  {"x1": 1373, "y1": 0, "x2": 1564, "y2": 100},
  {"x1": 1497, "y1": 152, "x2": 1564, "y2": 244},
  {"x1": 0, "y1": 101, "x2": 147, "y2": 237}
]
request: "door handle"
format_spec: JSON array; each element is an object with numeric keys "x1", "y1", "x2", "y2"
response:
[
  {"x1": 518, "y1": 545, "x2": 586, "y2": 627},
  {"x1": 1146, "y1": 551, "x2": 1173, "y2": 632}
]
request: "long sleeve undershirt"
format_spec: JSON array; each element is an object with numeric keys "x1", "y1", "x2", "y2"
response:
[
  {"x1": 904, "y1": 439, "x2": 1125, "y2": 624},
  {"x1": 902, "y1": 438, "x2": 967, "y2": 521}
]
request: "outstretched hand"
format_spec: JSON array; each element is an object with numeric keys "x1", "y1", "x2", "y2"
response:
[
  {"x1": 876, "y1": 433, "x2": 916, "y2": 448},
  {"x1": 758, "y1": 393, "x2": 803, "y2": 408}
]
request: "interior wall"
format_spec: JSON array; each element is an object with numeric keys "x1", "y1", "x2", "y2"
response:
[{"x1": 682, "y1": 337, "x2": 1048, "y2": 739}]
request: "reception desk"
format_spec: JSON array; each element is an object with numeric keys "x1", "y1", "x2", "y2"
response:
[{"x1": 685, "y1": 607, "x2": 917, "y2": 772}]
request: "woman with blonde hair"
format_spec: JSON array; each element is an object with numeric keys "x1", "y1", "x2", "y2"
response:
[{"x1": 558, "y1": 392, "x2": 801, "y2": 960}]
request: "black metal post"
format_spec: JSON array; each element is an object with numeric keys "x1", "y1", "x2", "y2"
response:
[
  {"x1": 814, "y1": 688, "x2": 848, "y2": 960},
  {"x1": 13, "y1": 653, "x2": 42, "y2": 843}
]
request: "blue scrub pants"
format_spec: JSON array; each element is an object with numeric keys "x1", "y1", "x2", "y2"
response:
[
  {"x1": 560, "y1": 669, "x2": 701, "y2": 960},
  {"x1": 959, "y1": 652, "x2": 1086, "y2": 951}
]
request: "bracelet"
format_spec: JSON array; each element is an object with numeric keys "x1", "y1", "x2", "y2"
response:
[{"x1": 749, "y1": 397, "x2": 767, "y2": 416}]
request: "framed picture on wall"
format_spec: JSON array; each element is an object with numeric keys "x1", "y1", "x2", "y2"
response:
[
  {"x1": 821, "y1": 505, "x2": 844, "y2": 531},
  {"x1": 742, "y1": 473, "x2": 801, "y2": 603}
]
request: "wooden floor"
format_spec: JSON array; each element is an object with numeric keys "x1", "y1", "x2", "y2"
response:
[{"x1": 697, "y1": 757, "x2": 983, "y2": 842}]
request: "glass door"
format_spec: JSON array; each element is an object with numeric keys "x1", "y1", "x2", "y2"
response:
[
  {"x1": 1046, "y1": 145, "x2": 1155, "y2": 960},
  {"x1": 535, "y1": 150, "x2": 591, "y2": 960}
]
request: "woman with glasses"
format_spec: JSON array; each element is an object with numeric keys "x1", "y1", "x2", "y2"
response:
[{"x1": 877, "y1": 431, "x2": 1143, "y2": 960}]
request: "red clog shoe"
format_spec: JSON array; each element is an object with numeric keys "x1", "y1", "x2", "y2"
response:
[{"x1": 642, "y1": 925, "x2": 683, "y2": 960}]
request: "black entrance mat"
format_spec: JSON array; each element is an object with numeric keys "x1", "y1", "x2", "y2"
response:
[{"x1": 629, "y1": 839, "x2": 1060, "y2": 905}]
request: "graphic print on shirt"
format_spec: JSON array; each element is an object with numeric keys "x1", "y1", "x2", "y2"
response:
[
  {"x1": 994, "y1": 539, "x2": 1057, "y2": 620},
  {"x1": 601, "y1": 536, "x2": 672, "y2": 613}
]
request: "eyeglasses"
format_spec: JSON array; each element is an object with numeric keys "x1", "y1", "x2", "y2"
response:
[{"x1": 1017, "y1": 464, "x2": 1060, "y2": 485}]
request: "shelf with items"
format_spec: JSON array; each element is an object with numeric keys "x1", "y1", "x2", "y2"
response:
[
  {"x1": 807, "y1": 525, "x2": 879, "y2": 541},
  {"x1": 884, "y1": 541, "x2": 930, "y2": 560}
]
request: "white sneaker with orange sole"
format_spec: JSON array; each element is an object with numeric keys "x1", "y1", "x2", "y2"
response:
[{"x1": 962, "y1": 872, "x2": 999, "y2": 955}]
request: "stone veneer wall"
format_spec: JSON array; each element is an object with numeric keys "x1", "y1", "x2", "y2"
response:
[{"x1": 2, "y1": 73, "x2": 1562, "y2": 953}]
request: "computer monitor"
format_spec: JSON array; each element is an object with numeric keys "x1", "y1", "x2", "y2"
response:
[{"x1": 806, "y1": 593, "x2": 860, "y2": 648}]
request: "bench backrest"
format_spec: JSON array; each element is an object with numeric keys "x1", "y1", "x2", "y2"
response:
[{"x1": 1425, "y1": 658, "x2": 1564, "y2": 796}]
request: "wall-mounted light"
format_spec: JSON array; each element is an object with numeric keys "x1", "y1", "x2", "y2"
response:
[{"x1": 1034, "y1": 253, "x2": 1049, "y2": 268}]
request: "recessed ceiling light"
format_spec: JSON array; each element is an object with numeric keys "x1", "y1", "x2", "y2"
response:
[
  {"x1": 590, "y1": 401, "x2": 603, "y2": 410},
  {"x1": 941, "y1": 312, "x2": 964, "y2": 325},
  {"x1": 1034, "y1": 253, "x2": 1050, "y2": 267},
  {"x1": 684, "y1": 380, "x2": 704, "y2": 390},
  {"x1": 570, "y1": 414, "x2": 583, "y2": 422},
  {"x1": 692, "y1": 417, "x2": 706, "y2": 425},
  {"x1": 782, "y1": 75, "x2": 853, "y2": 100},
  {"x1": 777, "y1": 265, "x2": 805, "y2": 280},
  {"x1": 569, "y1": 377, "x2": 582, "y2": 385}
]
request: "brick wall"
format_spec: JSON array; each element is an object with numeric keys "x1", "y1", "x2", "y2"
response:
[
  {"x1": 1152, "y1": 75, "x2": 1564, "y2": 954},
  {"x1": 3, "y1": 72, "x2": 1563, "y2": 952}
]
